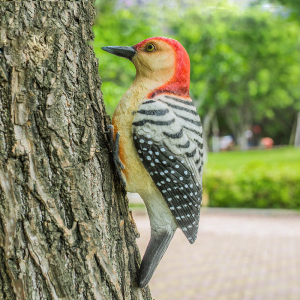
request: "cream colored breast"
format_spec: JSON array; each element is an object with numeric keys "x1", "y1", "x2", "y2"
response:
[
  {"x1": 112, "y1": 82, "x2": 154, "y2": 194},
  {"x1": 112, "y1": 55, "x2": 175, "y2": 193}
]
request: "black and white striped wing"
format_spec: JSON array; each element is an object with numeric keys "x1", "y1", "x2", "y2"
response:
[{"x1": 132, "y1": 95, "x2": 203, "y2": 243}]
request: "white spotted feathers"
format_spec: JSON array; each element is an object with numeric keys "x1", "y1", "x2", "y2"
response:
[{"x1": 132, "y1": 94, "x2": 203, "y2": 243}]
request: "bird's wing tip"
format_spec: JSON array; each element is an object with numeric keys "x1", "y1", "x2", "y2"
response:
[
  {"x1": 137, "y1": 276, "x2": 148, "y2": 289},
  {"x1": 188, "y1": 237, "x2": 197, "y2": 244}
]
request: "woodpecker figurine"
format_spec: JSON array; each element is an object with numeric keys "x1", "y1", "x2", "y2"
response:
[{"x1": 102, "y1": 37, "x2": 203, "y2": 288}]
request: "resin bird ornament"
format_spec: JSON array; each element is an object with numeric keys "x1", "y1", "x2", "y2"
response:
[{"x1": 102, "y1": 37, "x2": 203, "y2": 288}]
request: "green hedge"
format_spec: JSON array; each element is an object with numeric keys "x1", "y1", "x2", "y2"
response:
[{"x1": 204, "y1": 162, "x2": 300, "y2": 209}]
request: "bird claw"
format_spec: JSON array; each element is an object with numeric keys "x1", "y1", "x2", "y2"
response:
[{"x1": 106, "y1": 125, "x2": 126, "y2": 188}]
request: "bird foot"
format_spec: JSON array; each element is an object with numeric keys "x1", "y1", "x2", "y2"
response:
[{"x1": 106, "y1": 125, "x2": 127, "y2": 188}]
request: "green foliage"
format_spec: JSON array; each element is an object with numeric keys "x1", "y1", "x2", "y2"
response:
[
  {"x1": 204, "y1": 147, "x2": 300, "y2": 208},
  {"x1": 93, "y1": 2, "x2": 163, "y2": 115},
  {"x1": 268, "y1": 0, "x2": 300, "y2": 20},
  {"x1": 169, "y1": 6, "x2": 300, "y2": 140},
  {"x1": 93, "y1": 1, "x2": 300, "y2": 144}
]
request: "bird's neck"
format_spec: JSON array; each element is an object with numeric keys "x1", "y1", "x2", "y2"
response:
[
  {"x1": 131, "y1": 73, "x2": 190, "y2": 99},
  {"x1": 148, "y1": 68, "x2": 190, "y2": 99},
  {"x1": 113, "y1": 78, "x2": 153, "y2": 121},
  {"x1": 114, "y1": 68, "x2": 189, "y2": 121},
  {"x1": 134, "y1": 68, "x2": 174, "y2": 96},
  {"x1": 132, "y1": 69, "x2": 190, "y2": 100}
]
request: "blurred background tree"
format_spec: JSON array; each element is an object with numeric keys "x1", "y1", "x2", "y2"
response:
[
  {"x1": 267, "y1": 0, "x2": 300, "y2": 146},
  {"x1": 93, "y1": 0, "x2": 300, "y2": 148},
  {"x1": 93, "y1": 0, "x2": 300, "y2": 208},
  {"x1": 169, "y1": 6, "x2": 300, "y2": 149}
]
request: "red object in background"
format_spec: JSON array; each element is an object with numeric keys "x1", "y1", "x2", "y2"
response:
[
  {"x1": 260, "y1": 137, "x2": 274, "y2": 149},
  {"x1": 253, "y1": 125, "x2": 262, "y2": 134}
]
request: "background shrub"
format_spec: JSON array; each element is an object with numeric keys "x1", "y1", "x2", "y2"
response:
[{"x1": 204, "y1": 147, "x2": 300, "y2": 209}]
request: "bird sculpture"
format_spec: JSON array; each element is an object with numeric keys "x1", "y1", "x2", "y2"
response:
[{"x1": 102, "y1": 37, "x2": 203, "y2": 288}]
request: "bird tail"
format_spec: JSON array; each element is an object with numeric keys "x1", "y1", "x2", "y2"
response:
[{"x1": 137, "y1": 228, "x2": 175, "y2": 288}]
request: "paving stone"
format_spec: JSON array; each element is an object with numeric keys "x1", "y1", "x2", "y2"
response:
[{"x1": 132, "y1": 208, "x2": 300, "y2": 300}]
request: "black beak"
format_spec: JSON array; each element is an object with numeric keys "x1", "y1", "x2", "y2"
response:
[{"x1": 101, "y1": 46, "x2": 136, "y2": 60}]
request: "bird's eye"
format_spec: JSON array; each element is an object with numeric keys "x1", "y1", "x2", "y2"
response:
[{"x1": 146, "y1": 44, "x2": 155, "y2": 52}]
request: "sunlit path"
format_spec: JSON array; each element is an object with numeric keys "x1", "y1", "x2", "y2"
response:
[{"x1": 133, "y1": 207, "x2": 300, "y2": 300}]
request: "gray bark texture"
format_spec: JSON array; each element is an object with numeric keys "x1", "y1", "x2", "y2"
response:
[
  {"x1": 295, "y1": 112, "x2": 300, "y2": 147},
  {"x1": 0, "y1": 2, "x2": 152, "y2": 300}
]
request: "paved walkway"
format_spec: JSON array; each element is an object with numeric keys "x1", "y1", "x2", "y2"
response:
[{"x1": 132, "y1": 207, "x2": 300, "y2": 300}]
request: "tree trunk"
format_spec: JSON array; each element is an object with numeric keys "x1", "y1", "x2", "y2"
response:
[
  {"x1": 294, "y1": 112, "x2": 300, "y2": 147},
  {"x1": 236, "y1": 129, "x2": 248, "y2": 151},
  {"x1": 289, "y1": 113, "x2": 297, "y2": 145},
  {"x1": 223, "y1": 106, "x2": 250, "y2": 151},
  {"x1": 202, "y1": 108, "x2": 215, "y2": 163},
  {"x1": 0, "y1": 2, "x2": 151, "y2": 300},
  {"x1": 211, "y1": 116, "x2": 219, "y2": 153}
]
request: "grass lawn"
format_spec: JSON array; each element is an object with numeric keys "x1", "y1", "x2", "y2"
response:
[
  {"x1": 204, "y1": 147, "x2": 300, "y2": 209},
  {"x1": 205, "y1": 146, "x2": 300, "y2": 173}
]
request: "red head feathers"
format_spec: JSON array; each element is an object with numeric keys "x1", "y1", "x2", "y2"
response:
[{"x1": 134, "y1": 37, "x2": 190, "y2": 99}]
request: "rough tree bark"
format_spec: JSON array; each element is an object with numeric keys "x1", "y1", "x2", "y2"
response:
[{"x1": 0, "y1": 2, "x2": 151, "y2": 300}]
